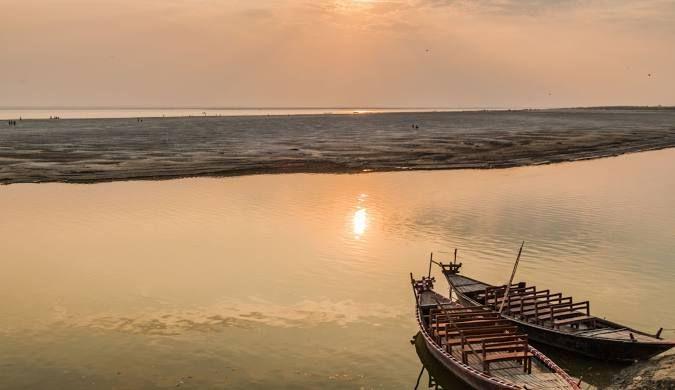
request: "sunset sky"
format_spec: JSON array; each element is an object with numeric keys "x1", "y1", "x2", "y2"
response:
[{"x1": 2, "y1": 0, "x2": 674, "y2": 108}]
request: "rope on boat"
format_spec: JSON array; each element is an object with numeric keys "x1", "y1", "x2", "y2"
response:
[{"x1": 529, "y1": 347, "x2": 582, "y2": 390}]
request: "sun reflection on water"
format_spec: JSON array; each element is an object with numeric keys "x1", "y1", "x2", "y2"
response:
[
  {"x1": 352, "y1": 193, "x2": 369, "y2": 239},
  {"x1": 353, "y1": 208, "x2": 368, "y2": 238}
]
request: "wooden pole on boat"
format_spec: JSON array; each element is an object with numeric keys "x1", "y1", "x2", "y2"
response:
[
  {"x1": 428, "y1": 252, "x2": 434, "y2": 278},
  {"x1": 448, "y1": 248, "x2": 457, "y2": 299},
  {"x1": 411, "y1": 273, "x2": 419, "y2": 302},
  {"x1": 498, "y1": 241, "x2": 525, "y2": 314}
]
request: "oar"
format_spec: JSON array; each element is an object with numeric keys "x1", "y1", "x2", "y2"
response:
[{"x1": 498, "y1": 241, "x2": 525, "y2": 314}]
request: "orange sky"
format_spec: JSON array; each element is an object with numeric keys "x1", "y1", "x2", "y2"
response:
[{"x1": 1, "y1": 0, "x2": 674, "y2": 107}]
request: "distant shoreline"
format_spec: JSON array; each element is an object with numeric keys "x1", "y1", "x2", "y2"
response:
[
  {"x1": 1, "y1": 106, "x2": 674, "y2": 121},
  {"x1": 2, "y1": 109, "x2": 675, "y2": 185}
]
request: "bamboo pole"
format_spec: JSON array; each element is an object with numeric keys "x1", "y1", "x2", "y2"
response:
[
  {"x1": 428, "y1": 252, "x2": 434, "y2": 278},
  {"x1": 498, "y1": 241, "x2": 525, "y2": 314}
]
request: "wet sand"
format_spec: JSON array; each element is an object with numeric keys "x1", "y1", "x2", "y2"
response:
[
  {"x1": 609, "y1": 352, "x2": 675, "y2": 389},
  {"x1": 1, "y1": 108, "x2": 675, "y2": 184}
]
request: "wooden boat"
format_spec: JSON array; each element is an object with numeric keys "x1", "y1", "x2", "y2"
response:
[
  {"x1": 411, "y1": 274, "x2": 581, "y2": 389},
  {"x1": 438, "y1": 261, "x2": 675, "y2": 362}
]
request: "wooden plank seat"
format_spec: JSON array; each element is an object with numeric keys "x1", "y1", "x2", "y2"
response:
[
  {"x1": 484, "y1": 286, "x2": 535, "y2": 305},
  {"x1": 429, "y1": 311, "x2": 501, "y2": 324},
  {"x1": 490, "y1": 289, "x2": 551, "y2": 306},
  {"x1": 465, "y1": 344, "x2": 530, "y2": 365},
  {"x1": 430, "y1": 308, "x2": 500, "y2": 317},
  {"x1": 453, "y1": 319, "x2": 512, "y2": 327},
  {"x1": 484, "y1": 283, "x2": 530, "y2": 293},
  {"x1": 507, "y1": 298, "x2": 575, "y2": 319},
  {"x1": 470, "y1": 336, "x2": 532, "y2": 374},
  {"x1": 506, "y1": 295, "x2": 571, "y2": 314},
  {"x1": 428, "y1": 312, "x2": 501, "y2": 322},
  {"x1": 429, "y1": 316, "x2": 504, "y2": 328},
  {"x1": 428, "y1": 311, "x2": 503, "y2": 327},
  {"x1": 427, "y1": 308, "x2": 492, "y2": 318},
  {"x1": 432, "y1": 321, "x2": 515, "y2": 336},
  {"x1": 461, "y1": 334, "x2": 528, "y2": 355},
  {"x1": 498, "y1": 297, "x2": 559, "y2": 314},
  {"x1": 445, "y1": 332, "x2": 521, "y2": 347},
  {"x1": 429, "y1": 313, "x2": 510, "y2": 326},
  {"x1": 483, "y1": 350, "x2": 532, "y2": 374},
  {"x1": 476, "y1": 283, "x2": 526, "y2": 299},
  {"x1": 442, "y1": 331, "x2": 521, "y2": 352},
  {"x1": 535, "y1": 301, "x2": 590, "y2": 321},
  {"x1": 431, "y1": 304, "x2": 492, "y2": 312},
  {"x1": 516, "y1": 304, "x2": 574, "y2": 317},
  {"x1": 493, "y1": 292, "x2": 566, "y2": 308},
  {"x1": 433, "y1": 325, "x2": 518, "y2": 338},
  {"x1": 424, "y1": 309, "x2": 494, "y2": 323},
  {"x1": 493, "y1": 294, "x2": 556, "y2": 311}
]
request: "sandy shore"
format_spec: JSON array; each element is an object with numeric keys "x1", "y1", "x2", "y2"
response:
[
  {"x1": 1, "y1": 108, "x2": 675, "y2": 184},
  {"x1": 608, "y1": 352, "x2": 675, "y2": 389}
]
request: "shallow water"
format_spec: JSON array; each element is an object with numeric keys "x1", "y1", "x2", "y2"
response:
[{"x1": 1, "y1": 149, "x2": 674, "y2": 389}]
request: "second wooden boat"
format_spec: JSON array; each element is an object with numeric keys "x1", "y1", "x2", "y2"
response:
[{"x1": 438, "y1": 261, "x2": 675, "y2": 362}]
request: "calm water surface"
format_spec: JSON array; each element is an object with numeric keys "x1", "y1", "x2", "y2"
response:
[{"x1": 1, "y1": 149, "x2": 674, "y2": 389}]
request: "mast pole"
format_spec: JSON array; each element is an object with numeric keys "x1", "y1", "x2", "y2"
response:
[
  {"x1": 428, "y1": 252, "x2": 433, "y2": 278},
  {"x1": 498, "y1": 241, "x2": 525, "y2": 314}
]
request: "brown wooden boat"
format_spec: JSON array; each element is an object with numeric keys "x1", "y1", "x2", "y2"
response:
[
  {"x1": 438, "y1": 261, "x2": 675, "y2": 362},
  {"x1": 411, "y1": 274, "x2": 581, "y2": 390}
]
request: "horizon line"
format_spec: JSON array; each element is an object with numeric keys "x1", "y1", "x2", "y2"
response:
[{"x1": 1, "y1": 105, "x2": 673, "y2": 110}]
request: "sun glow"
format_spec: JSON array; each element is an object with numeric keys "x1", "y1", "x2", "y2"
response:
[{"x1": 335, "y1": 0, "x2": 375, "y2": 11}]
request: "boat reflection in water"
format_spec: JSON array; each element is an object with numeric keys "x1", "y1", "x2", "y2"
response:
[{"x1": 413, "y1": 332, "x2": 472, "y2": 390}]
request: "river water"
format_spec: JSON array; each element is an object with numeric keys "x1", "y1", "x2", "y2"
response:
[{"x1": 1, "y1": 149, "x2": 673, "y2": 389}]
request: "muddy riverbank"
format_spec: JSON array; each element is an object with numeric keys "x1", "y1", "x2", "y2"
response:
[{"x1": 2, "y1": 108, "x2": 674, "y2": 184}]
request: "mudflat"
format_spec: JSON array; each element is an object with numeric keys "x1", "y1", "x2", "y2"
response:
[{"x1": 1, "y1": 108, "x2": 674, "y2": 184}]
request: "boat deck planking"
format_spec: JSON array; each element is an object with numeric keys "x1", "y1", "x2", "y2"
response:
[
  {"x1": 449, "y1": 344, "x2": 571, "y2": 389},
  {"x1": 571, "y1": 328, "x2": 658, "y2": 342}
]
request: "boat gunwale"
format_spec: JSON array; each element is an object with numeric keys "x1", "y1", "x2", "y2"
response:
[{"x1": 415, "y1": 290, "x2": 580, "y2": 389}]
